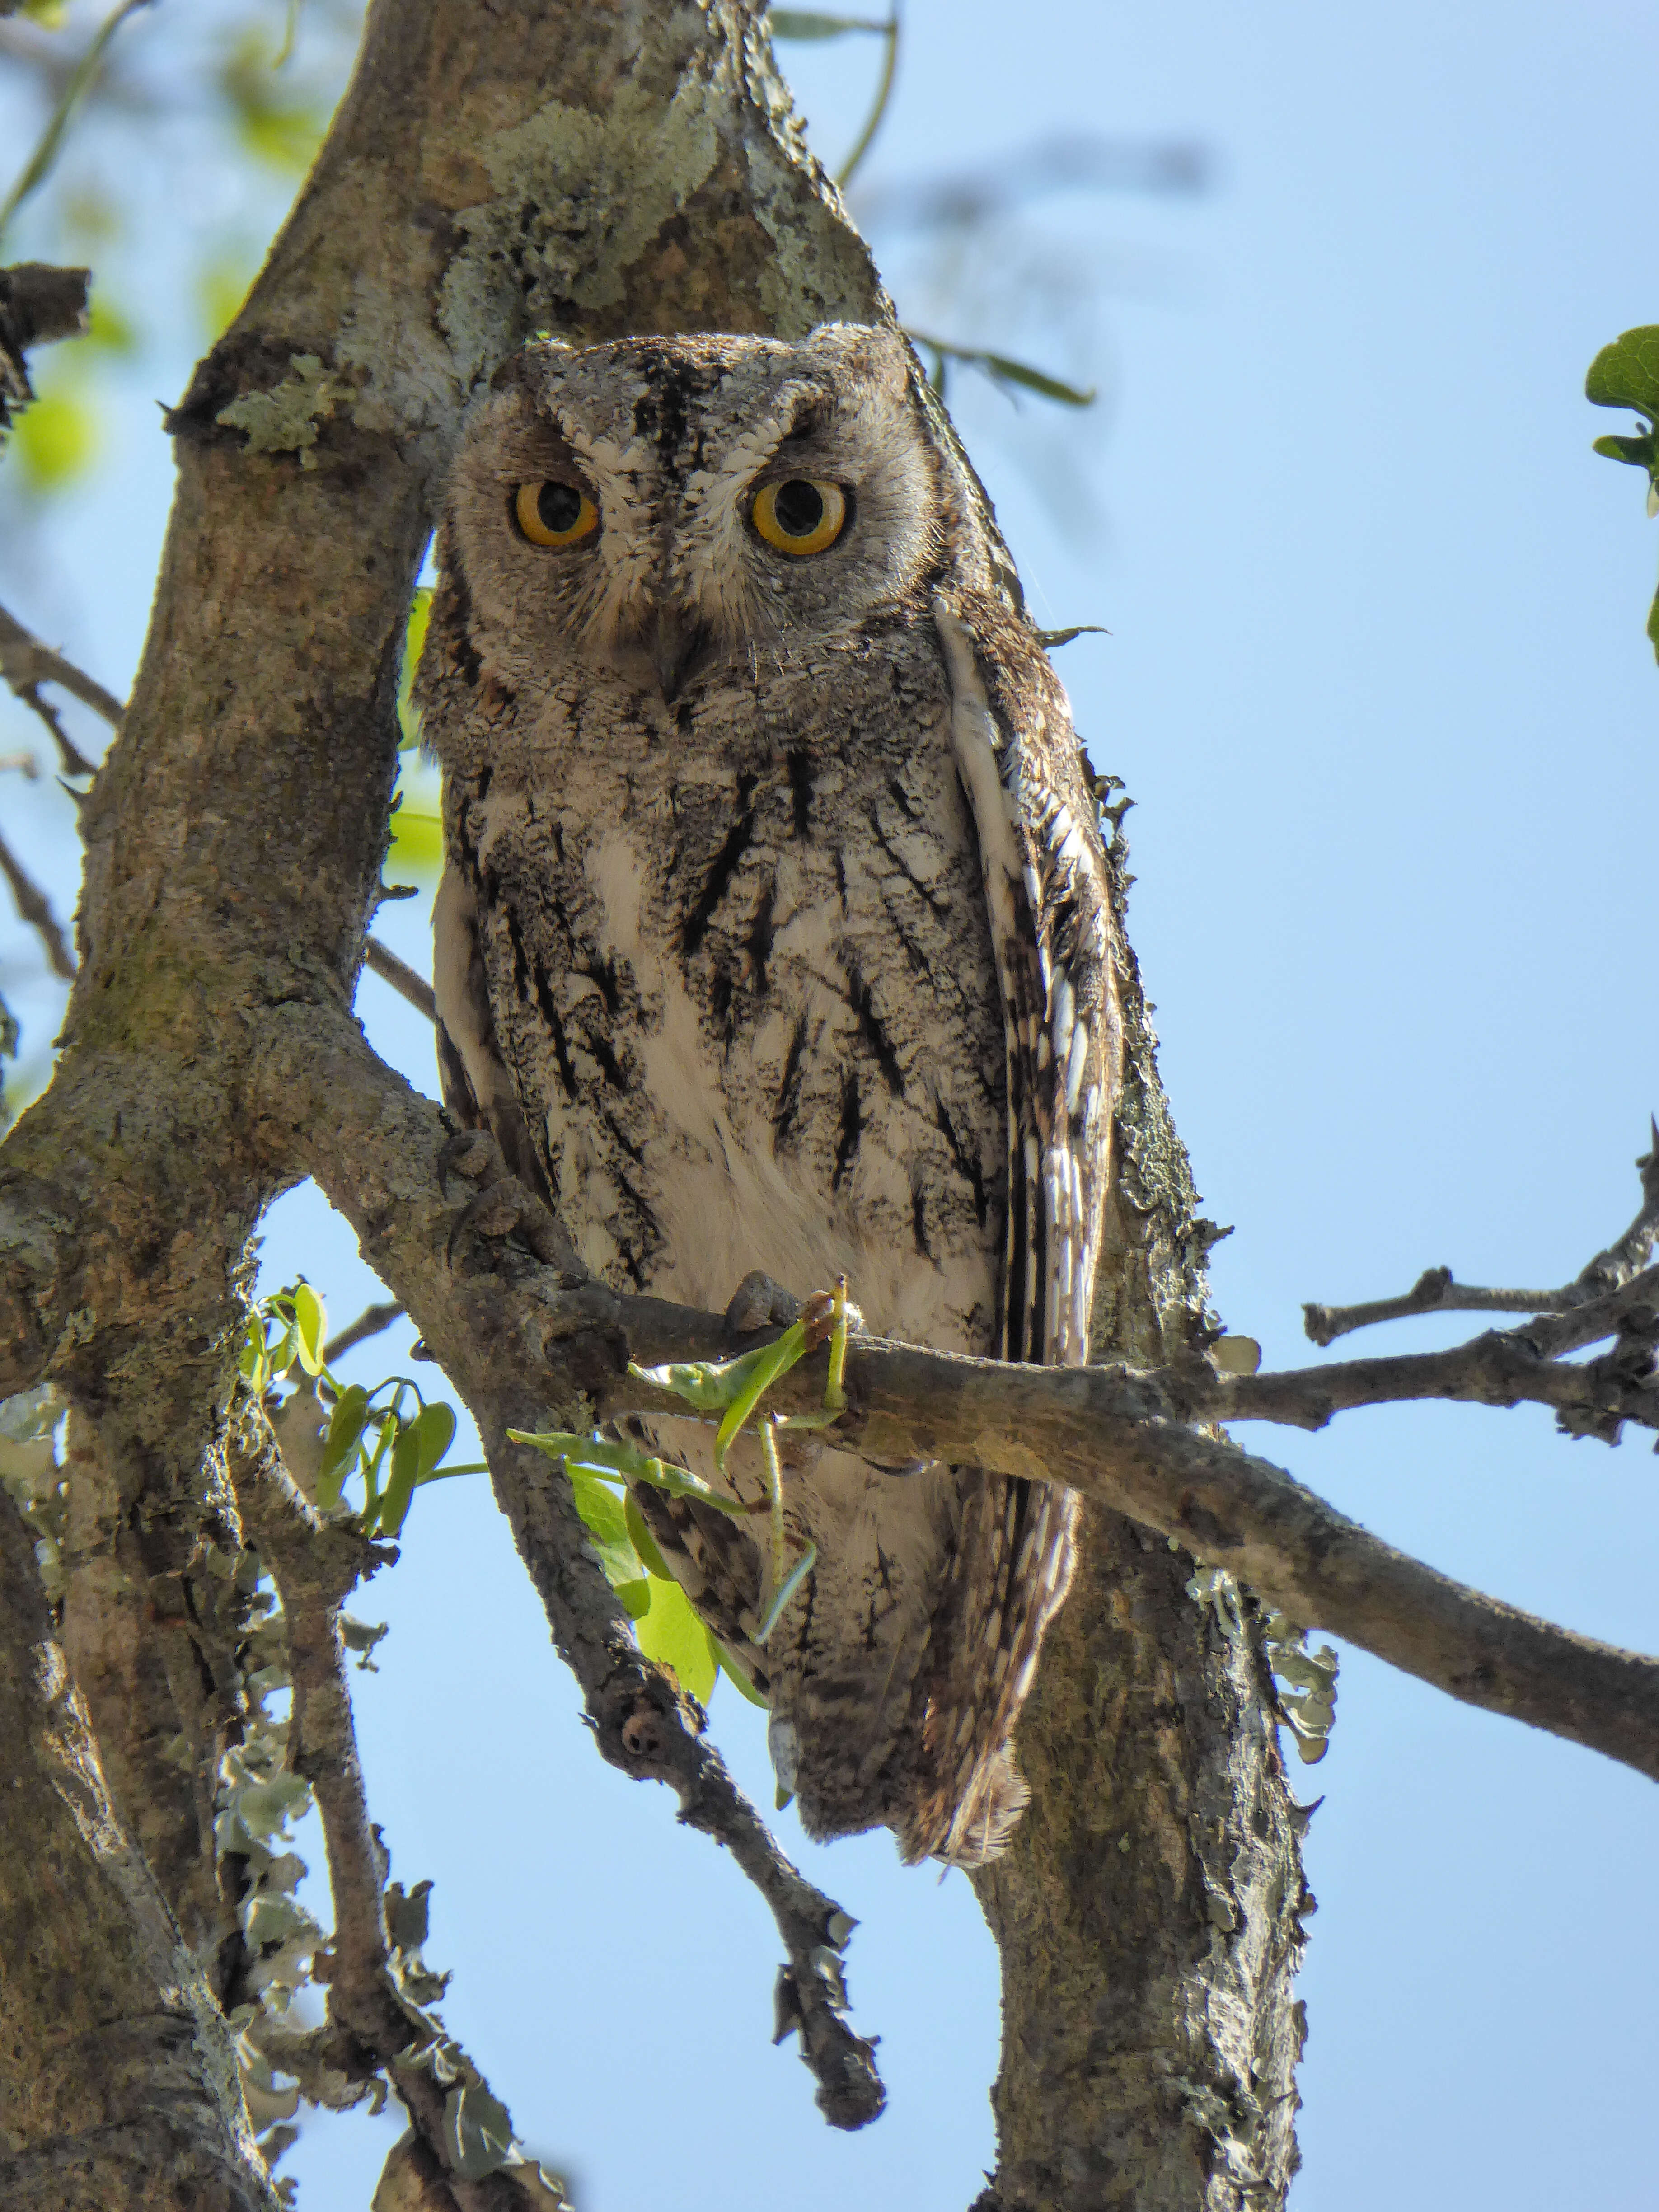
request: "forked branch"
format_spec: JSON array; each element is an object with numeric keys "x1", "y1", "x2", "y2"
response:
[{"x1": 1304, "y1": 1120, "x2": 1659, "y2": 1345}]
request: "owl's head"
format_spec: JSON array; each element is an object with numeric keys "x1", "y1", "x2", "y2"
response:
[{"x1": 441, "y1": 324, "x2": 958, "y2": 697}]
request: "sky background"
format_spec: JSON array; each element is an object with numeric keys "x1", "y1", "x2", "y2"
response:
[{"x1": 3, "y1": 1, "x2": 1658, "y2": 2206}]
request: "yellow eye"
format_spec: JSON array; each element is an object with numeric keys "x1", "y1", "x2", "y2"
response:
[
  {"x1": 751, "y1": 477, "x2": 848, "y2": 556},
  {"x1": 514, "y1": 480, "x2": 600, "y2": 548}
]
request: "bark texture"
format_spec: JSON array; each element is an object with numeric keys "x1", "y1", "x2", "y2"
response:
[
  {"x1": 0, "y1": 1, "x2": 1303, "y2": 2203},
  {"x1": 971, "y1": 963, "x2": 1307, "y2": 2211},
  {"x1": 0, "y1": 1505, "x2": 276, "y2": 2212}
]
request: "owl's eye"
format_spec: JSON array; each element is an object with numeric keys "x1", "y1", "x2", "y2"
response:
[
  {"x1": 751, "y1": 477, "x2": 848, "y2": 557},
  {"x1": 514, "y1": 480, "x2": 600, "y2": 548}
]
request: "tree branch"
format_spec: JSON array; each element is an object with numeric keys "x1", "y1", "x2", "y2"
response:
[
  {"x1": 0, "y1": 598, "x2": 123, "y2": 774},
  {"x1": 363, "y1": 936, "x2": 436, "y2": 1023},
  {"x1": 232, "y1": 1420, "x2": 560, "y2": 2209},
  {"x1": 324, "y1": 1296, "x2": 405, "y2": 1365},
  {"x1": 0, "y1": 1502, "x2": 278, "y2": 2212},
  {"x1": 244, "y1": 1012, "x2": 1659, "y2": 1791},
  {"x1": 1305, "y1": 1120, "x2": 1659, "y2": 1344}
]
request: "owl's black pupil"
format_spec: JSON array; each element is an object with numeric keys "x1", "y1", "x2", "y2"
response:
[
  {"x1": 773, "y1": 479, "x2": 825, "y2": 537},
  {"x1": 537, "y1": 482, "x2": 583, "y2": 534}
]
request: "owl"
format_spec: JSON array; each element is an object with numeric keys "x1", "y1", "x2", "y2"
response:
[{"x1": 418, "y1": 324, "x2": 1120, "y2": 1865}]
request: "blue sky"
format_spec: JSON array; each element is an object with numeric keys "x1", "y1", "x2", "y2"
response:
[{"x1": 3, "y1": 1, "x2": 1658, "y2": 2205}]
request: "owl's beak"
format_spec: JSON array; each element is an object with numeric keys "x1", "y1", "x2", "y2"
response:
[{"x1": 653, "y1": 609, "x2": 712, "y2": 702}]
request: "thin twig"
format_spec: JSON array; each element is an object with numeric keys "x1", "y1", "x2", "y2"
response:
[
  {"x1": 324, "y1": 1298, "x2": 406, "y2": 1366},
  {"x1": 0, "y1": 825, "x2": 74, "y2": 979},
  {"x1": 0, "y1": 601, "x2": 125, "y2": 775},
  {"x1": 0, "y1": 0, "x2": 155, "y2": 244},
  {"x1": 1304, "y1": 1121, "x2": 1659, "y2": 1345},
  {"x1": 834, "y1": 7, "x2": 900, "y2": 189},
  {"x1": 363, "y1": 938, "x2": 436, "y2": 1024}
]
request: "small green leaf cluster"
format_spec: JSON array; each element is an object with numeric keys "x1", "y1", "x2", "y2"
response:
[
  {"x1": 318, "y1": 1382, "x2": 467, "y2": 1540},
  {"x1": 1586, "y1": 324, "x2": 1659, "y2": 658},
  {"x1": 516, "y1": 1437, "x2": 750, "y2": 1707},
  {"x1": 238, "y1": 1281, "x2": 481, "y2": 1540}
]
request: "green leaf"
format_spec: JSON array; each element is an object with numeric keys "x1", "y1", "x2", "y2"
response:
[
  {"x1": 317, "y1": 1385, "x2": 369, "y2": 1509},
  {"x1": 374, "y1": 1422, "x2": 422, "y2": 1537},
  {"x1": 623, "y1": 1489, "x2": 671, "y2": 1581},
  {"x1": 613, "y1": 1576, "x2": 652, "y2": 1621},
  {"x1": 715, "y1": 1641, "x2": 771, "y2": 1707},
  {"x1": 509, "y1": 1429, "x2": 748, "y2": 1516},
  {"x1": 771, "y1": 9, "x2": 890, "y2": 37},
  {"x1": 711, "y1": 1321, "x2": 812, "y2": 1467},
  {"x1": 412, "y1": 1399, "x2": 456, "y2": 1480},
  {"x1": 398, "y1": 587, "x2": 433, "y2": 749},
  {"x1": 634, "y1": 1574, "x2": 719, "y2": 1702},
  {"x1": 239, "y1": 1314, "x2": 270, "y2": 1393},
  {"x1": 12, "y1": 384, "x2": 98, "y2": 490},
  {"x1": 291, "y1": 1283, "x2": 327, "y2": 1376},
  {"x1": 387, "y1": 803, "x2": 442, "y2": 880},
  {"x1": 1592, "y1": 430, "x2": 1659, "y2": 469},
  {"x1": 566, "y1": 1467, "x2": 645, "y2": 1590},
  {"x1": 754, "y1": 1540, "x2": 817, "y2": 1645},
  {"x1": 907, "y1": 331, "x2": 1096, "y2": 408},
  {"x1": 1585, "y1": 326, "x2": 1659, "y2": 422}
]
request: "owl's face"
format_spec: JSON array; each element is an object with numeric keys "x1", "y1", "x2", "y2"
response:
[{"x1": 442, "y1": 325, "x2": 944, "y2": 697}]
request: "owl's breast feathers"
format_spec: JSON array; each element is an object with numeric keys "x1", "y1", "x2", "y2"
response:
[{"x1": 425, "y1": 494, "x2": 1118, "y2": 1869}]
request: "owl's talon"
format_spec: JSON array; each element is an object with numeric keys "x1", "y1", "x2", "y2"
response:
[
  {"x1": 436, "y1": 1127, "x2": 501, "y2": 1192},
  {"x1": 447, "y1": 1176, "x2": 581, "y2": 1275}
]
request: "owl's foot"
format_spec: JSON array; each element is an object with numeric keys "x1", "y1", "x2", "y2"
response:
[{"x1": 437, "y1": 1127, "x2": 581, "y2": 1276}]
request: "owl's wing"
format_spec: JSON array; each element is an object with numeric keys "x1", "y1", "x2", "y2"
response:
[
  {"x1": 933, "y1": 592, "x2": 1120, "y2": 1370},
  {"x1": 909, "y1": 592, "x2": 1121, "y2": 1865}
]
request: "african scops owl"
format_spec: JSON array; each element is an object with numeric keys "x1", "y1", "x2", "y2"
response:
[{"x1": 419, "y1": 325, "x2": 1120, "y2": 1865}]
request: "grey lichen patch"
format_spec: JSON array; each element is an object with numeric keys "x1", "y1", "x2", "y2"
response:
[
  {"x1": 438, "y1": 74, "x2": 725, "y2": 385},
  {"x1": 216, "y1": 354, "x2": 348, "y2": 469}
]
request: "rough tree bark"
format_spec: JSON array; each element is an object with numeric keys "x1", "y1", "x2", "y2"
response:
[{"x1": 0, "y1": 3, "x2": 1304, "y2": 2205}]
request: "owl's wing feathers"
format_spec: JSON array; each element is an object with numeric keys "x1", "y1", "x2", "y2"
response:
[{"x1": 908, "y1": 594, "x2": 1121, "y2": 1865}]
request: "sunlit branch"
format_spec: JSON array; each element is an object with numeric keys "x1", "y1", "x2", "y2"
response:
[{"x1": 1305, "y1": 1120, "x2": 1659, "y2": 1345}]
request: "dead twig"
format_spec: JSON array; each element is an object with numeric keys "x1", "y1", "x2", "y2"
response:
[
  {"x1": 0, "y1": 825, "x2": 74, "y2": 979},
  {"x1": 1305, "y1": 1121, "x2": 1659, "y2": 1345},
  {"x1": 323, "y1": 1298, "x2": 405, "y2": 1366},
  {"x1": 0, "y1": 600, "x2": 125, "y2": 776}
]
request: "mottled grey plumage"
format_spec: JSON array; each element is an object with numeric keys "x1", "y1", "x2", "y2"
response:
[{"x1": 418, "y1": 324, "x2": 1120, "y2": 1863}]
